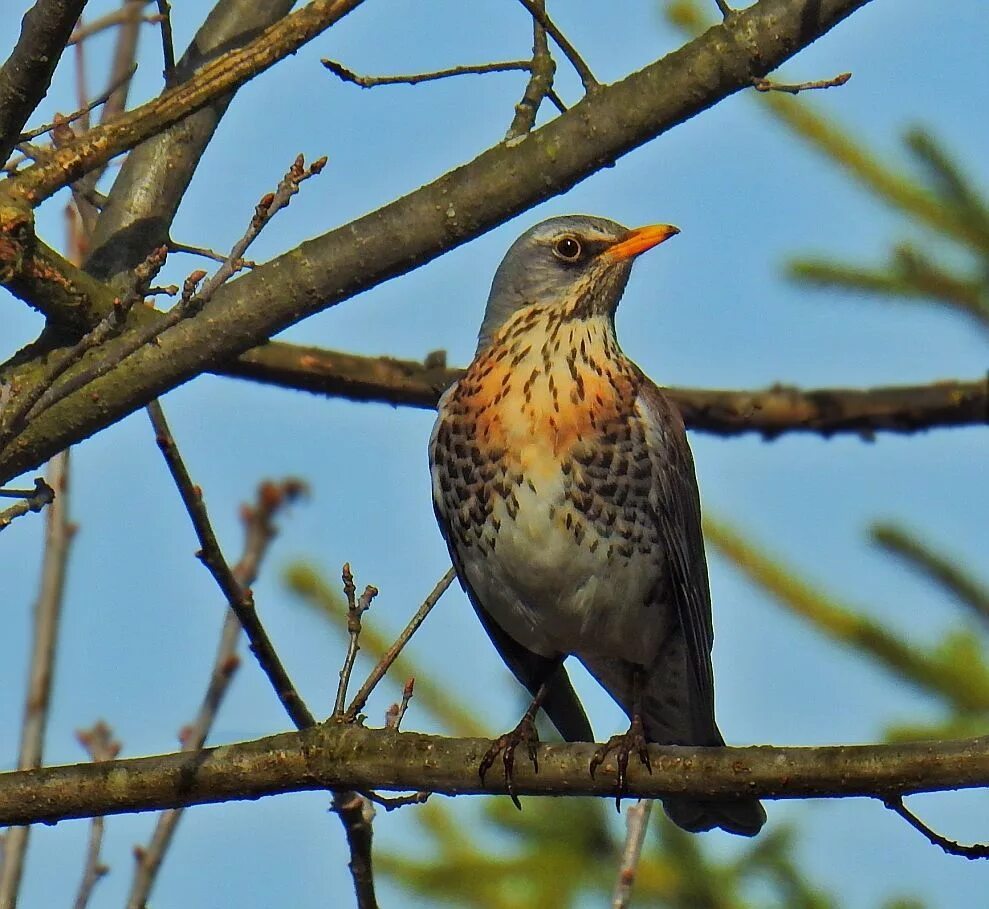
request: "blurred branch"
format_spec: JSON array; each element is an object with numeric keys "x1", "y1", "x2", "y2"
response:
[
  {"x1": 0, "y1": 726, "x2": 987, "y2": 827},
  {"x1": 611, "y1": 800, "x2": 652, "y2": 908},
  {"x1": 226, "y1": 342, "x2": 989, "y2": 437},
  {"x1": 0, "y1": 0, "x2": 87, "y2": 166},
  {"x1": 0, "y1": 451, "x2": 73, "y2": 907},
  {"x1": 125, "y1": 479, "x2": 304, "y2": 909},
  {"x1": 790, "y1": 248, "x2": 989, "y2": 334},
  {"x1": 704, "y1": 516, "x2": 989, "y2": 711},
  {"x1": 872, "y1": 523, "x2": 989, "y2": 627},
  {"x1": 147, "y1": 404, "x2": 378, "y2": 907}
]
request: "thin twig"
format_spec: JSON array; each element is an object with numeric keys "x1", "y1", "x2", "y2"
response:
[
  {"x1": 883, "y1": 795, "x2": 989, "y2": 860},
  {"x1": 323, "y1": 58, "x2": 531, "y2": 87},
  {"x1": 713, "y1": 0, "x2": 734, "y2": 18},
  {"x1": 0, "y1": 451, "x2": 73, "y2": 905},
  {"x1": 15, "y1": 64, "x2": 139, "y2": 142},
  {"x1": 154, "y1": 0, "x2": 176, "y2": 85},
  {"x1": 126, "y1": 480, "x2": 304, "y2": 909},
  {"x1": 73, "y1": 721, "x2": 121, "y2": 909},
  {"x1": 506, "y1": 0, "x2": 558, "y2": 140},
  {"x1": 167, "y1": 239, "x2": 256, "y2": 270},
  {"x1": 146, "y1": 400, "x2": 316, "y2": 730},
  {"x1": 611, "y1": 800, "x2": 653, "y2": 908},
  {"x1": 515, "y1": 0, "x2": 598, "y2": 91},
  {"x1": 753, "y1": 71, "x2": 851, "y2": 94},
  {"x1": 68, "y1": 3, "x2": 160, "y2": 45},
  {"x1": 0, "y1": 479, "x2": 55, "y2": 533},
  {"x1": 334, "y1": 564, "x2": 378, "y2": 717},
  {"x1": 330, "y1": 792, "x2": 377, "y2": 907},
  {"x1": 344, "y1": 567, "x2": 456, "y2": 722},
  {"x1": 385, "y1": 678, "x2": 416, "y2": 730},
  {"x1": 361, "y1": 789, "x2": 429, "y2": 812}
]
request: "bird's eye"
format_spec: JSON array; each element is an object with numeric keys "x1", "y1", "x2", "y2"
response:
[{"x1": 553, "y1": 236, "x2": 582, "y2": 262}]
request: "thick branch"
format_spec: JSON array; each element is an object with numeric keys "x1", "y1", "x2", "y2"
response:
[
  {"x1": 0, "y1": 726, "x2": 986, "y2": 828},
  {"x1": 225, "y1": 343, "x2": 989, "y2": 437},
  {"x1": 0, "y1": 0, "x2": 876, "y2": 483},
  {"x1": 0, "y1": 0, "x2": 88, "y2": 166}
]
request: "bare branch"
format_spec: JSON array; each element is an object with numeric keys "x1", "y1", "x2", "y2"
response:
[
  {"x1": 0, "y1": 0, "x2": 883, "y2": 483},
  {"x1": 155, "y1": 1, "x2": 176, "y2": 85},
  {"x1": 0, "y1": 726, "x2": 986, "y2": 828},
  {"x1": 322, "y1": 58, "x2": 532, "y2": 87},
  {"x1": 753, "y1": 71, "x2": 852, "y2": 94},
  {"x1": 0, "y1": 478, "x2": 55, "y2": 533},
  {"x1": 167, "y1": 239, "x2": 255, "y2": 269},
  {"x1": 0, "y1": 0, "x2": 88, "y2": 166},
  {"x1": 506, "y1": 0, "x2": 560, "y2": 140},
  {"x1": 72, "y1": 721, "x2": 121, "y2": 909},
  {"x1": 15, "y1": 64, "x2": 138, "y2": 143},
  {"x1": 883, "y1": 795, "x2": 989, "y2": 860},
  {"x1": 126, "y1": 479, "x2": 303, "y2": 909},
  {"x1": 67, "y1": 2, "x2": 158, "y2": 45},
  {"x1": 146, "y1": 400, "x2": 316, "y2": 729},
  {"x1": 1, "y1": 0, "x2": 363, "y2": 206},
  {"x1": 0, "y1": 451, "x2": 73, "y2": 905},
  {"x1": 333, "y1": 564, "x2": 378, "y2": 717},
  {"x1": 611, "y1": 800, "x2": 653, "y2": 909},
  {"x1": 344, "y1": 568, "x2": 456, "y2": 722},
  {"x1": 224, "y1": 343, "x2": 989, "y2": 437},
  {"x1": 514, "y1": 0, "x2": 598, "y2": 92}
]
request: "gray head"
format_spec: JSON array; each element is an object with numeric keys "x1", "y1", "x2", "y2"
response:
[{"x1": 476, "y1": 214, "x2": 679, "y2": 350}]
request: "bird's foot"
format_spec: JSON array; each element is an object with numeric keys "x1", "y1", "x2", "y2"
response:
[
  {"x1": 478, "y1": 713, "x2": 540, "y2": 811},
  {"x1": 589, "y1": 714, "x2": 651, "y2": 811}
]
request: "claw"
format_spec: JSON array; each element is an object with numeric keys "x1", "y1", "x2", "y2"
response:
[
  {"x1": 589, "y1": 714, "x2": 651, "y2": 811},
  {"x1": 478, "y1": 713, "x2": 540, "y2": 810}
]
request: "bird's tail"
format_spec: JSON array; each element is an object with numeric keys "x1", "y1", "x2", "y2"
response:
[{"x1": 578, "y1": 652, "x2": 766, "y2": 837}]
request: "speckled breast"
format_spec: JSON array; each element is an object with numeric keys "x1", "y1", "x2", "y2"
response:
[{"x1": 430, "y1": 310, "x2": 670, "y2": 660}]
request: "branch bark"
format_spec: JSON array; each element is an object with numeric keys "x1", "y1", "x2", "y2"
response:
[
  {"x1": 0, "y1": 0, "x2": 88, "y2": 166},
  {"x1": 0, "y1": 0, "x2": 877, "y2": 484},
  {"x1": 225, "y1": 343, "x2": 989, "y2": 437},
  {"x1": 0, "y1": 726, "x2": 985, "y2": 828}
]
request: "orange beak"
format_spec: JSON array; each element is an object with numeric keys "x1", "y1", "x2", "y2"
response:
[{"x1": 604, "y1": 223, "x2": 680, "y2": 261}]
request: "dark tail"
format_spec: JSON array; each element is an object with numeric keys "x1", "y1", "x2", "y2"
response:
[{"x1": 578, "y1": 650, "x2": 766, "y2": 837}]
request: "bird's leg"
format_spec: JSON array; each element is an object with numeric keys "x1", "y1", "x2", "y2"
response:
[
  {"x1": 478, "y1": 672, "x2": 557, "y2": 811},
  {"x1": 589, "y1": 666, "x2": 652, "y2": 811}
]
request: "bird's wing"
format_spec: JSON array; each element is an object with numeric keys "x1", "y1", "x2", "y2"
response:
[
  {"x1": 429, "y1": 386, "x2": 594, "y2": 743},
  {"x1": 633, "y1": 374, "x2": 717, "y2": 728}
]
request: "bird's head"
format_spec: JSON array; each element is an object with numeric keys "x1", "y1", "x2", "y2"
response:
[{"x1": 476, "y1": 214, "x2": 679, "y2": 350}]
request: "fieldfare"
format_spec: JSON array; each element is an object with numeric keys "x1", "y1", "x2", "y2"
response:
[{"x1": 429, "y1": 215, "x2": 765, "y2": 836}]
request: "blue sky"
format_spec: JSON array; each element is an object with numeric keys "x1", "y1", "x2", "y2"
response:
[{"x1": 2, "y1": 1, "x2": 987, "y2": 906}]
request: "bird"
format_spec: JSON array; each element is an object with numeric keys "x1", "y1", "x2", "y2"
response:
[{"x1": 428, "y1": 214, "x2": 765, "y2": 836}]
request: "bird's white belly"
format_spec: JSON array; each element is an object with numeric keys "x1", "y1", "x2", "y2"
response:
[{"x1": 462, "y1": 467, "x2": 665, "y2": 664}]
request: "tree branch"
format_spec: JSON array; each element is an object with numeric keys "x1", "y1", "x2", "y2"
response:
[
  {"x1": 0, "y1": 0, "x2": 363, "y2": 208},
  {"x1": 224, "y1": 343, "x2": 989, "y2": 437},
  {"x1": 0, "y1": 0, "x2": 88, "y2": 166},
  {"x1": 0, "y1": 0, "x2": 877, "y2": 484},
  {"x1": 0, "y1": 726, "x2": 985, "y2": 828}
]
